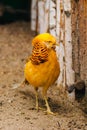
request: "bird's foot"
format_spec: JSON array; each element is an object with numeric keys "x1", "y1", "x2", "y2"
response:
[
  {"x1": 46, "y1": 110, "x2": 55, "y2": 115},
  {"x1": 43, "y1": 108, "x2": 56, "y2": 115},
  {"x1": 35, "y1": 106, "x2": 45, "y2": 112},
  {"x1": 35, "y1": 106, "x2": 56, "y2": 115},
  {"x1": 35, "y1": 105, "x2": 39, "y2": 111}
]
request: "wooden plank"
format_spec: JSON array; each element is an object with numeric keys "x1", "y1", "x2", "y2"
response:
[
  {"x1": 38, "y1": 0, "x2": 45, "y2": 33},
  {"x1": 56, "y1": 0, "x2": 65, "y2": 86},
  {"x1": 31, "y1": 0, "x2": 37, "y2": 31},
  {"x1": 49, "y1": 0, "x2": 56, "y2": 36},
  {"x1": 64, "y1": 0, "x2": 75, "y2": 86},
  {"x1": 44, "y1": 0, "x2": 50, "y2": 32}
]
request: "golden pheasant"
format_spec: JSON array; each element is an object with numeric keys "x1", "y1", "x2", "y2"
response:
[{"x1": 24, "y1": 33, "x2": 60, "y2": 114}]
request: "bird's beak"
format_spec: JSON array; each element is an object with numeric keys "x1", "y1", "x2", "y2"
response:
[
  {"x1": 56, "y1": 42, "x2": 59, "y2": 46},
  {"x1": 51, "y1": 42, "x2": 59, "y2": 50}
]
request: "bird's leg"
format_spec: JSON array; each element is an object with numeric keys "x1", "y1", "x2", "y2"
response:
[
  {"x1": 35, "y1": 88, "x2": 45, "y2": 111},
  {"x1": 34, "y1": 87, "x2": 39, "y2": 111},
  {"x1": 42, "y1": 88, "x2": 54, "y2": 114},
  {"x1": 44, "y1": 96, "x2": 54, "y2": 115}
]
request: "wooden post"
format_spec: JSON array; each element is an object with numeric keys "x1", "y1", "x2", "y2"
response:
[
  {"x1": 49, "y1": 0, "x2": 56, "y2": 37},
  {"x1": 64, "y1": 0, "x2": 75, "y2": 100},
  {"x1": 38, "y1": 0, "x2": 45, "y2": 33},
  {"x1": 44, "y1": 0, "x2": 50, "y2": 32},
  {"x1": 64, "y1": 0, "x2": 75, "y2": 86},
  {"x1": 31, "y1": 0, "x2": 38, "y2": 31},
  {"x1": 56, "y1": 0, "x2": 65, "y2": 86},
  {"x1": 56, "y1": 0, "x2": 60, "y2": 42}
]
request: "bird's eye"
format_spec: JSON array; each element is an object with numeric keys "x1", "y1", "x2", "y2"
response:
[{"x1": 47, "y1": 41, "x2": 51, "y2": 44}]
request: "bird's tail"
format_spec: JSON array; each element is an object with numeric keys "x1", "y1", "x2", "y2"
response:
[
  {"x1": 12, "y1": 79, "x2": 29, "y2": 89},
  {"x1": 20, "y1": 79, "x2": 29, "y2": 87}
]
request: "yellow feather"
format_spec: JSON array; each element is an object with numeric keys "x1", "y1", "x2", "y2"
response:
[
  {"x1": 24, "y1": 49, "x2": 60, "y2": 88},
  {"x1": 24, "y1": 33, "x2": 60, "y2": 114}
]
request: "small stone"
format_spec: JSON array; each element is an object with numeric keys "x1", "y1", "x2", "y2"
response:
[{"x1": 25, "y1": 117, "x2": 30, "y2": 120}]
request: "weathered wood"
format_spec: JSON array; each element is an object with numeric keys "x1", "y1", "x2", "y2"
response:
[
  {"x1": 63, "y1": 0, "x2": 75, "y2": 100},
  {"x1": 31, "y1": 0, "x2": 37, "y2": 31},
  {"x1": 38, "y1": 0, "x2": 45, "y2": 33},
  {"x1": 64, "y1": 0, "x2": 75, "y2": 86},
  {"x1": 49, "y1": 0, "x2": 56, "y2": 37},
  {"x1": 44, "y1": 0, "x2": 50, "y2": 32},
  {"x1": 56, "y1": 0, "x2": 60, "y2": 42},
  {"x1": 56, "y1": 0, "x2": 65, "y2": 86}
]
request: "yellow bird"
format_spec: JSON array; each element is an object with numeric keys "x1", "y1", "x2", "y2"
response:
[{"x1": 24, "y1": 33, "x2": 60, "y2": 114}]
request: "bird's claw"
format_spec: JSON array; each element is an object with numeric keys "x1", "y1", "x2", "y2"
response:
[
  {"x1": 35, "y1": 106, "x2": 45, "y2": 112},
  {"x1": 43, "y1": 109, "x2": 56, "y2": 115}
]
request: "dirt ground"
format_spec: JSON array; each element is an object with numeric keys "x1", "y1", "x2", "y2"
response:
[{"x1": 0, "y1": 21, "x2": 87, "y2": 130}]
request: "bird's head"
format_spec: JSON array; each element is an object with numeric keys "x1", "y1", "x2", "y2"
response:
[{"x1": 32, "y1": 33, "x2": 59, "y2": 50}]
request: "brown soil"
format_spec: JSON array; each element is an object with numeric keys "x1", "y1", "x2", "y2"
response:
[{"x1": 0, "y1": 22, "x2": 87, "y2": 130}]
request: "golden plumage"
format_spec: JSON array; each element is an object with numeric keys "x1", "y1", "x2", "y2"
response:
[
  {"x1": 30, "y1": 42, "x2": 48, "y2": 65},
  {"x1": 24, "y1": 33, "x2": 60, "y2": 114}
]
